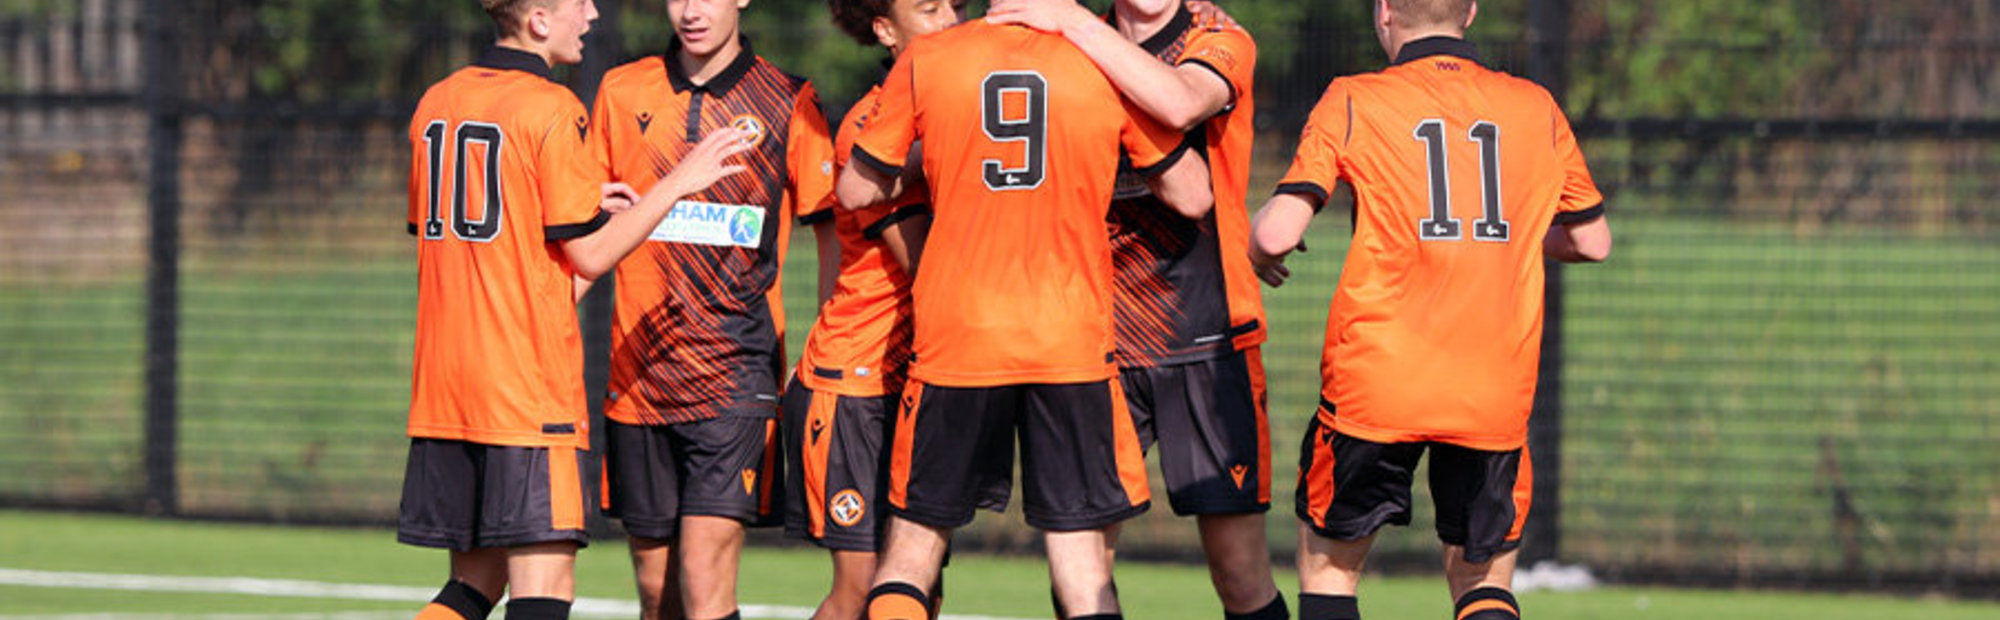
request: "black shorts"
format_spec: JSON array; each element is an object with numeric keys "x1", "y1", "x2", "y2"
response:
[
  {"x1": 781, "y1": 378, "x2": 894, "y2": 551},
  {"x1": 1294, "y1": 410, "x2": 1533, "y2": 563},
  {"x1": 602, "y1": 417, "x2": 783, "y2": 539},
  {"x1": 889, "y1": 379, "x2": 1151, "y2": 532},
  {"x1": 1121, "y1": 347, "x2": 1270, "y2": 516},
  {"x1": 397, "y1": 438, "x2": 590, "y2": 551}
]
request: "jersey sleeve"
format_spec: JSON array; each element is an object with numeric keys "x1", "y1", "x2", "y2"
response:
[
  {"x1": 788, "y1": 82, "x2": 838, "y2": 223},
  {"x1": 1549, "y1": 103, "x2": 1606, "y2": 225},
  {"x1": 1119, "y1": 97, "x2": 1192, "y2": 175},
  {"x1": 540, "y1": 97, "x2": 609, "y2": 241},
  {"x1": 1180, "y1": 28, "x2": 1256, "y2": 113},
  {"x1": 588, "y1": 81, "x2": 620, "y2": 183},
  {"x1": 850, "y1": 52, "x2": 919, "y2": 177},
  {"x1": 857, "y1": 201, "x2": 933, "y2": 241},
  {"x1": 1274, "y1": 82, "x2": 1348, "y2": 210}
]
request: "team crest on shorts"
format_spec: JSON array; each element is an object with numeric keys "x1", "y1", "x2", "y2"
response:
[
  {"x1": 830, "y1": 488, "x2": 866, "y2": 527},
  {"x1": 730, "y1": 115, "x2": 766, "y2": 148}
]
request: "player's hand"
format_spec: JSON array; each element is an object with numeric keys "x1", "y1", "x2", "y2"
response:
[
  {"x1": 600, "y1": 182, "x2": 640, "y2": 214},
  {"x1": 1252, "y1": 250, "x2": 1291, "y2": 288},
  {"x1": 985, "y1": 0, "x2": 1091, "y2": 34},
  {"x1": 650, "y1": 127, "x2": 752, "y2": 202}
]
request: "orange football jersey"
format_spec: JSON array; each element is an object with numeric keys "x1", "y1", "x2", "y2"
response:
[
  {"x1": 796, "y1": 85, "x2": 929, "y2": 397},
  {"x1": 405, "y1": 47, "x2": 606, "y2": 450},
  {"x1": 1106, "y1": 0, "x2": 1265, "y2": 367},
  {"x1": 1277, "y1": 38, "x2": 1604, "y2": 451},
  {"x1": 852, "y1": 20, "x2": 1188, "y2": 387},
  {"x1": 592, "y1": 40, "x2": 837, "y2": 425}
]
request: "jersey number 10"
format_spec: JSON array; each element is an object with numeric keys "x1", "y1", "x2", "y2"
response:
[
  {"x1": 1413, "y1": 119, "x2": 1509, "y2": 242},
  {"x1": 420, "y1": 120, "x2": 506, "y2": 243}
]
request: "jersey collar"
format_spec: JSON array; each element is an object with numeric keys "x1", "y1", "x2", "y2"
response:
[
  {"x1": 665, "y1": 35, "x2": 757, "y2": 95},
  {"x1": 472, "y1": 46, "x2": 555, "y2": 81},
  {"x1": 1393, "y1": 36, "x2": 1480, "y2": 66},
  {"x1": 1109, "y1": 2, "x2": 1192, "y2": 57}
]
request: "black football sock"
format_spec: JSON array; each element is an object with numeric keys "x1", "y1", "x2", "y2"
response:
[
  {"x1": 1453, "y1": 587, "x2": 1520, "y2": 620},
  {"x1": 1298, "y1": 593, "x2": 1360, "y2": 620},
  {"x1": 502, "y1": 597, "x2": 570, "y2": 620},
  {"x1": 415, "y1": 580, "x2": 493, "y2": 620},
  {"x1": 1226, "y1": 594, "x2": 1291, "y2": 620}
]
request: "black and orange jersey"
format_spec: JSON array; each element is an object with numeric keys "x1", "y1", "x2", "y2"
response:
[
  {"x1": 592, "y1": 37, "x2": 838, "y2": 425},
  {"x1": 1276, "y1": 37, "x2": 1605, "y2": 451},
  {"x1": 852, "y1": 20, "x2": 1189, "y2": 387},
  {"x1": 796, "y1": 85, "x2": 929, "y2": 397},
  {"x1": 1106, "y1": 0, "x2": 1264, "y2": 367},
  {"x1": 405, "y1": 47, "x2": 608, "y2": 450}
]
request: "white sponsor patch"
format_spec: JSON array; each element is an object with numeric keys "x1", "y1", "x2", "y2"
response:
[{"x1": 650, "y1": 201, "x2": 767, "y2": 248}]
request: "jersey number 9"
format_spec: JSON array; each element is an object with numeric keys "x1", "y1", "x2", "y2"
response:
[{"x1": 980, "y1": 72, "x2": 1047, "y2": 192}]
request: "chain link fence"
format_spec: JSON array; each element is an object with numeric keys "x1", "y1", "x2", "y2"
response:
[{"x1": 2, "y1": 0, "x2": 1994, "y2": 596}]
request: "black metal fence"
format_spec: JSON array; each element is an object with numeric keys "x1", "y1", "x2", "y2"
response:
[{"x1": 2, "y1": 0, "x2": 1995, "y2": 596}]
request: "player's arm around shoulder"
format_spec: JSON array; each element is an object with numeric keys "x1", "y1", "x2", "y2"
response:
[
  {"x1": 1144, "y1": 147, "x2": 1214, "y2": 220},
  {"x1": 836, "y1": 48, "x2": 924, "y2": 211},
  {"x1": 986, "y1": 0, "x2": 1241, "y2": 132}
]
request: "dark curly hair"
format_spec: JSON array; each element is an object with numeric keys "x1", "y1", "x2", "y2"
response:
[{"x1": 828, "y1": 0, "x2": 897, "y2": 47}]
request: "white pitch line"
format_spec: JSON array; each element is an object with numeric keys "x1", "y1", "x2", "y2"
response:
[{"x1": 0, "y1": 569, "x2": 1033, "y2": 620}]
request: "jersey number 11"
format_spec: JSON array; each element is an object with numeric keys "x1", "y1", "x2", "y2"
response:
[{"x1": 1413, "y1": 119, "x2": 1509, "y2": 242}]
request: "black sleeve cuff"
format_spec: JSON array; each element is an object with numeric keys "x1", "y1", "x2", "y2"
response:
[
  {"x1": 544, "y1": 209, "x2": 610, "y2": 241},
  {"x1": 1178, "y1": 58, "x2": 1237, "y2": 113},
  {"x1": 407, "y1": 223, "x2": 419, "y2": 236},
  {"x1": 797, "y1": 208, "x2": 835, "y2": 226},
  {"x1": 1553, "y1": 203, "x2": 1606, "y2": 226},
  {"x1": 862, "y1": 203, "x2": 931, "y2": 240},
  {"x1": 1130, "y1": 133, "x2": 1196, "y2": 178},
  {"x1": 1274, "y1": 182, "x2": 1331, "y2": 211},
  {"x1": 850, "y1": 145, "x2": 903, "y2": 179}
]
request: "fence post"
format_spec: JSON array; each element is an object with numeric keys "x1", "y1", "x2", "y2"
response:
[
  {"x1": 142, "y1": 0, "x2": 182, "y2": 516},
  {"x1": 571, "y1": 2, "x2": 620, "y2": 537},
  {"x1": 1523, "y1": 0, "x2": 1570, "y2": 566}
]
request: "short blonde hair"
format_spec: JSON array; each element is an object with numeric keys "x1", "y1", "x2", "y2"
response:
[{"x1": 1388, "y1": 0, "x2": 1472, "y2": 30}]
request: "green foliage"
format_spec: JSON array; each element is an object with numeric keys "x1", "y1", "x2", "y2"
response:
[{"x1": 1565, "y1": 1, "x2": 1831, "y2": 117}]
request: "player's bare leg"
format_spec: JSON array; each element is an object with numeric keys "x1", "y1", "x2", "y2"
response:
[
  {"x1": 1045, "y1": 528, "x2": 1121, "y2": 618},
  {"x1": 677, "y1": 516, "x2": 747, "y2": 620},
  {"x1": 416, "y1": 548, "x2": 506, "y2": 620},
  {"x1": 1198, "y1": 513, "x2": 1282, "y2": 614},
  {"x1": 447, "y1": 547, "x2": 509, "y2": 603},
  {"x1": 867, "y1": 516, "x2": 950, "y2": 619},
  {"x1": 1442, "y1": 546, "x2": 1522, "y2": 619},
  {"x1": 505, "y1": 542, "x2": 578, "y2": 599},
  {"x1": 1298, "y1": 523, "x2": 1370, "y2": 594},
  {"x1": 1295, "y1": 522, "x2": 1370, "y2": 620},
  {"x1": 815, "y1": 550, "x2": 877, "y2": 620},
  {"x1": 629, "y1": 535, "x2": 683, "y2": 620}
]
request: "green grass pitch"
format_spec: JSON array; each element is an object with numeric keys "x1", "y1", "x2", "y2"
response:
[{"x1": 2, "y1": 509, "x2": 1997, "y2": 619}]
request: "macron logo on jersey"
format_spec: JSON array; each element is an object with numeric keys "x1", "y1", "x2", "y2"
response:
[{"x1": 649, "y1": 200, "x2": 767, "y2": 248}]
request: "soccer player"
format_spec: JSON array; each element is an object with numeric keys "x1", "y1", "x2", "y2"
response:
[
  {"x1": 985, "y1": 1, "x2": 1283, "y2": 618},
  {"x1": 780, "y1": 1, "x2": 962, "y2": 619},
  {"x1": 400, "y1": 1, "x2": 750, "y2": 619},
  {"x1": 1248, "y1": 2, "x2": 1612, "y2": 620},
  {"x1": 589, "y1": 0, "x2": 838, "y2": 618},
  {"x1": 836, "y1": 16, "x2": 1215, "y2": 620}
]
